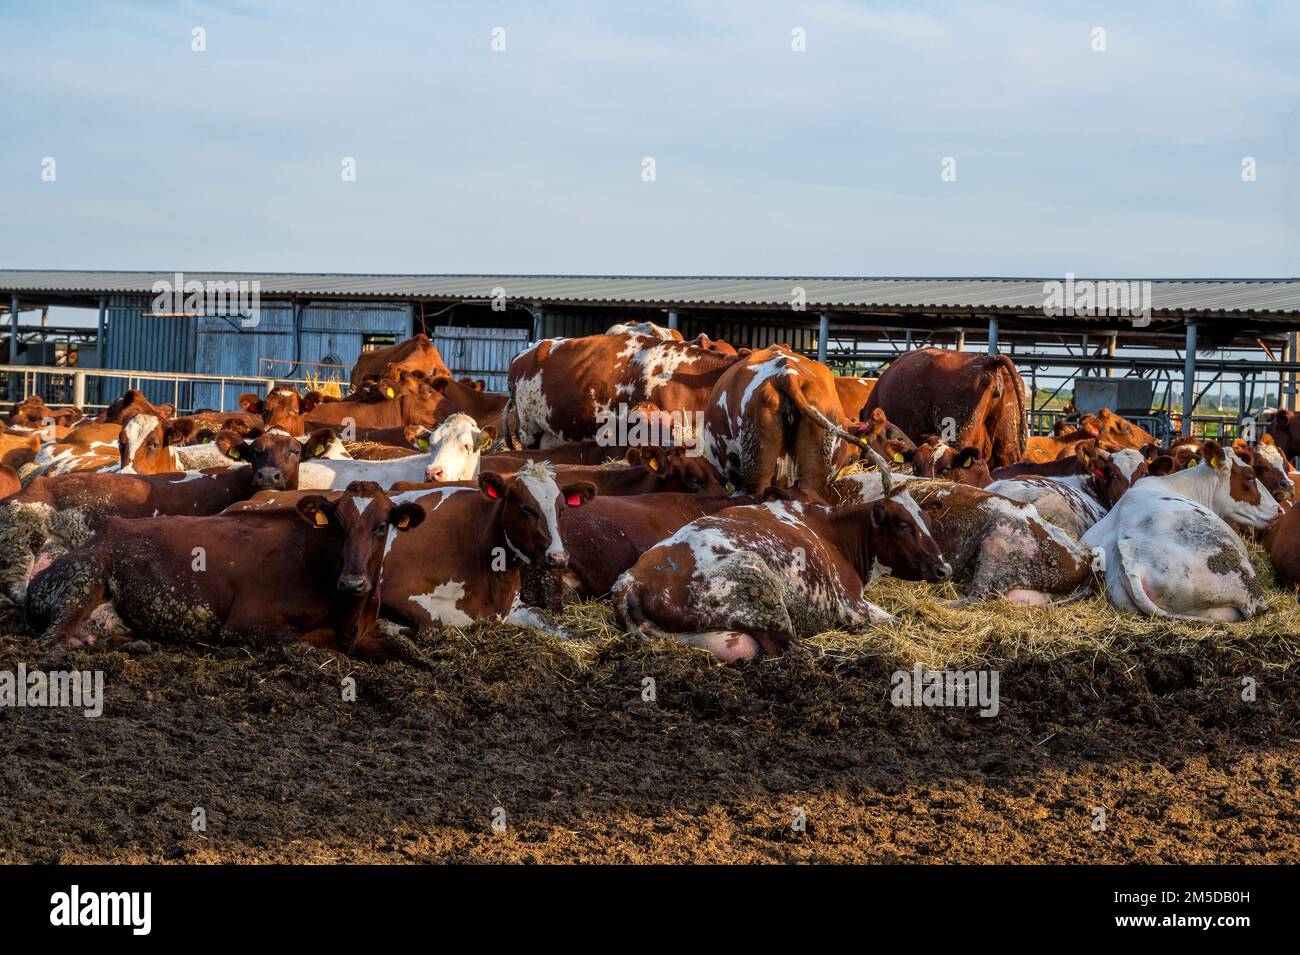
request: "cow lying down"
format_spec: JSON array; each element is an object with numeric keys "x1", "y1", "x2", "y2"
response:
[
  {"x1": 612, "y1": 491, "x2": 951, "y2": 661},
  {"x1": 297, "y1": 413, "x2": 492, "y2": 488},
  {"x1": 27, "y1": 483, "x2": 425, "y2": 659},
  {"x1": 1082, "y1": 441, "x2": 1278, "y2": 621},
  {"x1": 0, "y1": 428, "x2": 336, "y2": 607},
  {"x1": 829, "y1": 473, "x2": 1095, "y2": 604},
  {"x1": 984, "y1": 445, "x2": 1148, "y2": 538}
]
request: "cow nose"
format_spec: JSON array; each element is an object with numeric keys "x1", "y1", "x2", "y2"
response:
[
  {"x1": 937, "y1": 561, "x2": 952, "y2": 580},
  {"x1": 544, "y1": 550, "x2": 569, "y2": 568},
  {"x1": 254, "y1": 467, "x2": 283, "y2": 488},
  {"x1": 337, "y1": 575, "x2": 370, "y2": 595},
  {"x1": 426, "y1": 466, "x2": 445, "y2": 482}
]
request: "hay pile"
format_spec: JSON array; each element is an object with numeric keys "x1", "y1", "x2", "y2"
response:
[{"x1": 430, "y1": 541, "x2": 1300, "y2": 674}]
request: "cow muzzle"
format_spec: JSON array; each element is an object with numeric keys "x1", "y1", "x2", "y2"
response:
[
  {"x1": 543, "y1": 550, "x2": 569, "y2": 569},
  {"x1": 337, "y1": 575, "x2": 371, "y2": 595},
  {"x1": 425, "y1": 466, "x2": 445, "y2": 482},
  {"x1": 254, "y1": 467, "x2": 285, "y2": 489}
]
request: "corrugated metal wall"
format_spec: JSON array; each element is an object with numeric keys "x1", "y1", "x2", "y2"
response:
[
  {"x1": 102, "y1": 294, "x2": 198, "y2": 407},
  {"x1": 430, "y1": 325, "x2": 528, "y2": 391}
]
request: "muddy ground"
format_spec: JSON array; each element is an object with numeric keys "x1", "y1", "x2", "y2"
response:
[{"x1": 2, "y1": 605, "x2": 1298, "y2": 864}]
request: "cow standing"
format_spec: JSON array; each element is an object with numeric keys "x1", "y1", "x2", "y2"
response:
[{"x1": 864, "y1": 348, "x2": 1028, "y2": 468}]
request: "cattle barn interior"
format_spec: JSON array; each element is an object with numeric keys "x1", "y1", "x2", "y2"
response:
[{"x1": 2, "y1": 270, "x2": 1299, "y2": 443}]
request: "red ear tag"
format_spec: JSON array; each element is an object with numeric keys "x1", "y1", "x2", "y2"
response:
[
  {"x1": 567, "y1": 494, "x2": 582, "y2": 506},
  {"x1": 486, "y1": 485, "x2": 499, "y2": 498},
  {"x1": 1093, "y1": 468, "x2": 1105, "y2": 477}
]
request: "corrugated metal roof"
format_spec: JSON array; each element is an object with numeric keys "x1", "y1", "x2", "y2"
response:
[{"x1": 2, "y1": 270, "x2": 1299, "y2": 315}]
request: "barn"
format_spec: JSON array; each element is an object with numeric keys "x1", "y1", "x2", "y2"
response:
[{"x1": 3, "y1": 271, "x2": 1300, "y2": 439}]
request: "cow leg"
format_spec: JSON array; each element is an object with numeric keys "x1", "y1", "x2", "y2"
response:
[{"x1": 26, "y1": 549, "x2": 112, "y2": 647}]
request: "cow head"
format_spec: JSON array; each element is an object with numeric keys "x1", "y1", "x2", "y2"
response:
[
  {"x1": 1075, "y1": 442, "x2": 1147, "y2": 507},
  {"x1": 215, "y1": 426, "x2": 337, "y2": 490},
  {"x1": 101, "y1": 388, "x2": 166, "y2": 424},
  {"x1": 911, "y1": 436, "x2": 989, "y2": 485},
  {"x1": 296, "y1": 482, "x2": 424, "y2": 597},
  {"x1": 1195, "y1": 439, "x2": 1280, "y2": 528},
  {"x1": 1269, "y1": 410, "x2": 1300, "y2": 460},
  {"x1": 422, "y1": 413, "x2": 495, "y2": 482},
  {"x1": 1232, "y1": 441, "x2": 1294, "y2": 503},
  {"x1": 852, "y1": 408, "x2": 916, "y2": 468},
  {"x1": 241, "y1": 386, "x2": 305, "y2": 435},
  {"x1": 479, "y1": 461, "x2": 596, "y2": 569},
  {"x1": 119, "y1": 412, "x2": 197, "y2": 474},
  {"x1": 626, "y1": 446, "x2": 725, "y2": 493},
  {"x1": 862, "y1": 490, "x2": 951, "y2": 583},
  {"x1": 1096, "y1": 408, "x2": 1153, "y2": 449}
]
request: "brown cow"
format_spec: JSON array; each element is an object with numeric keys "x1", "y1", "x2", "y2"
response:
[
  {"x1": 703, "y1": 345, "x2": 872, "y2": 493},
  {"x1": 506, "y1": 331, "x2": 742, "y2": 448},
  {"x1": 0, "y1": 428, "x2": 334, "y2": 606},
  {"x1": 350, "y1": 333, "x2": 450, "y2": 388},
  {"x1": 98, "y1": 389, "x2": 166, "y2": 424},
  {"x1": 0, "y1": 465, "x2": 19, "y2": 501},
  {"x1": 306, "y1": 372, "x2": 446, "y2": 431},
  {"x1": 833, "y1": 376, "x2": 877, "y2": 421},
  {"x1": 238, "y1": 386, "x2": 308, "y2": 436},
  {"x1": 378, "y1": 462, "x2": 596, "y2": 628},
  {"x1": 7, "y1": 396, "x2": 82, "y2": 429},
  {"x1": 427, "y1": 375, "x2": 509, "y2": 430},
  {"x1": 1094, "y1": 407, "x2": 1154, "y2": 450},
  {"x1": 911, "y1": 437, "x2": 992, "y2": 486},
  {"x1": 613, "y1": 491, "x2": 950, "y2": 660},
  {"x1": 118, "y1": 412, "x2": 235, "y2": 474},
  {"x1": 865, "y1": 348, "x2": 1027, "y2": 468},
  {"x1": 26, "y1": 483, "x2": 425, "y2": 658},
  {"x1": 0, "y1": 430, "x2": 41, "y2": 472}
]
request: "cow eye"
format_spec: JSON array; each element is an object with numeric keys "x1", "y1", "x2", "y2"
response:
[{"x1": 519, "y1": 506, "x2": 537, "y2": 519}]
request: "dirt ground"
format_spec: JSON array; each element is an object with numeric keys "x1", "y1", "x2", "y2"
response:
[{"x1": 2, "y1": 593, "x2": 1298, "y2": 864}]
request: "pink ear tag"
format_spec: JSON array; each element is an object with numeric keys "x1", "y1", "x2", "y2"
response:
[{"x1": 567, "y1": 494, "x2": 582, "y2": 506}]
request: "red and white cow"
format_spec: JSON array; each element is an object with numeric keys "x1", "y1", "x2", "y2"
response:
[
  {"x1": 1082, "y1": 440, "x2": 1278, "y2": 620},
  {"x1": 612, "y1": 491, "x2": 950, "y2": 660},
  {"x1": 984, "y1": 445, "x2": 1147, "y2": 537},
  {"x1": 297, "y1": 413, "x2": 493, "y2": 489}
]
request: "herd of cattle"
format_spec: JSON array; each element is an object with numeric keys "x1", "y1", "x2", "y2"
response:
[{"x1": 2, "y1": 323, "x2": 1300, "y2": 663}]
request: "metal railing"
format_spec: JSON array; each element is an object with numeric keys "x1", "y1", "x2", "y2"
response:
[{"x1": 0, "y1": 363, "x2": 301, "y2": 415}]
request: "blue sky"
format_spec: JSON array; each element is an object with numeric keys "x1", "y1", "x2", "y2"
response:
[{"x1": 1, "y1": 0, "x2": 1296, "y2": 278}]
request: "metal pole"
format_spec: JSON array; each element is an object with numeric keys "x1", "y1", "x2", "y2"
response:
[
  {"x1": 955, "y1": 329, "x2": 965, "y2": 351},
  {"x1": 1182, "y1": 321, "x2": 1197, "y2": 437},
  {"x1": 8, "y1": 293, "x2": 19, "y2": 401},
  {"x1": 1288, "y1": 332, "x2": 1298, "y2": 411},
  {"x1": 987, "y1": 317, "x2": 999, "y2": 355},
  {"x1": 95, "y1": 295, "x2": 107, "y2": 368},
  {"x1": 817, "y1": 312, "x2": 829, "y2": 365},
  {"x1": 1106, "y1": 333, "x2": 1117, "y2": 378},
  {"x1": 666, "y1": 309, "x2": 678, "y2": 331},
  {"x1": 73, "y1": 371, "x2": 86, "y2": 408}
]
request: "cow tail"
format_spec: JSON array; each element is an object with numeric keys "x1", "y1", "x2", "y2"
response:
[
  {"x1": 500, "y1": 392, "x2": 520, "y2": 450},
  {"x1": 991, "y1": 354, "x2": 1029, "y2": 460},
  {"x1": 613, "y1": 576, "x2": 668, "y2": 640},
  {"x1": 778, "y1": 375, "x2": 894, "y2": 494}
]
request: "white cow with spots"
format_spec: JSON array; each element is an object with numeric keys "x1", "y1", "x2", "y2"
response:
[
  {"x1": 1083, "y1": 441, "x2": 1279, "y2": 620},
  {"x1": 297, "y1": 413, "x2": 492, "y2": 489}
]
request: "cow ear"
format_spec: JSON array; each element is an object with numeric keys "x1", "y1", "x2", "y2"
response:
[
  {"x1": 1260, "y1": 433, "x2": 1275, "y2": 446},
  {"x1": 407, "y1": 427, "x2": 431, "y2": 451},
  {"x1": 215, "y1": 429, "x2": 245, "y2": 459},
  {"x1": 476, "y1": 426, "x2": 496, "y2": 451},
  {"x1": 955, "y1": 448, "x2": 978, "y2": 468},
  {"x1": 303, "y1": 428, "x2": 335, "y2": 459},
  {"x1": 302, "y1": 391, "x2": 323, "y2": 412},
  {"x1": 1149, "y1": 455, "x2": 1175, "y2": 476},
  {"x1": 479, "y1": 472, "x2": 507, "y2": 501},
  {"x1": 561, "y1": 481, "x2": 597, "y2": 507},
  {"x1": 389, "y1": 502, "x2": 425, "y2": 531},
  {"x1": 238, "y1": 392, "x2": 263, "y2": 414},
  {"x1": 165, "y1": 418, "x2": 196, "y2": 445},
  {"x1": 1201, "y1": 440, "x2": 1226, "y2": 469},
  {"x1": 870, "y1": 501, "x2": 887, "y2": 527},
  {"x1": 430, "y1": 376, "x2": 451, "y2": 395},
  {"x1": 295, "y1": 495, "x2": 336, "y2": 529},
  {"x1": 378, "y1": 378, "x2": 399, "y2": 400}
]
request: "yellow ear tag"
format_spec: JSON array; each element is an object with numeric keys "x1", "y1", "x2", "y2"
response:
[
  {"x1": 314, "y1": 511, "x2": 328, "y2": 526},
  {"x1": 229, "y1": 448, "x2": 240, "y2": 458},
  {"x1": 1185, "y1": 459, "x2": 1196, "y2": 469},
  {"x1": 396, "y1": 514, "x2": 410, "y2": 528},
  {"x1": 314, "y1": 445, "x2": 324, "y2": 455},
  {"x1": 418, "y1": 438, "x2": 429, "y2": 450},
  {"x1": 1211, "y1": 457, "x2": 1220, "y2": 468},
  {"x1": 893, "y1": 452, "x2": 904, "y2": 463},
  {"x1": 385, "y1": 387, "x2": 395, "y2": 398},
  {"x1": 648, "y1": 457, "x2": 659, "y2": 471}
]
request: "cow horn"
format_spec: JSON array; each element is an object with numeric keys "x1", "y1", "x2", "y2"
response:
[{"x1": 861, "y1": 443, "x2": 894, "y2": 495}]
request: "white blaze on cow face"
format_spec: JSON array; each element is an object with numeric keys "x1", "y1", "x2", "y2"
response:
[
  {"x1": 423, "y1": 412, "x2": 489, "y2": 482},
  {"x1": 119, "y1": 413, "x2": 166, "y2": 474},
  {"x1": 516, "y1": 461, "x2": 565, "y2": 564},
  {"x1": 1253, "y1": 442, "x2": 1295, "y2": 496},
  {"x1": 1109, "y1": 448, "x2": 1146, "y2": 484}
]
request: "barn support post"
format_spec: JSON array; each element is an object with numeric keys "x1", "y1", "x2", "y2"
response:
[
  {"x1": 817, "y1": 312, "x2": 829, "y2": 364},
  {"x1": 955, "y1": 328, "x2": 965, "y2": 351},
  {"x1": 1288, "y1": 332, "x2": 1299, "y2": 411},
  {"x1": 986, "y1": 316, "x2": 999, "y2": 355},
  {"x1": 666, "y1": 308, "x2": 678, "y2": 331},
  {"x1": 1182, "y1": 321, "x2": 1197, "y2": 437},
  {"x1": 529, "y1": 306, "x2": 543, "y2": 344},
  {"x1": 95, "y1": 295, "x2": 107, "y2": 368},
  {"x1": 7, "y1": 292, "x2": 19, "y2": 400},
  {"x1": 1106, "y1": 333, "x2": 1117, "y2": 377}
]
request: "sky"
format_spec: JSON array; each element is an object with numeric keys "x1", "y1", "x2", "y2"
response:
[{"x1": 1, "y1": 0, "x2": 1297, "y2": 280}]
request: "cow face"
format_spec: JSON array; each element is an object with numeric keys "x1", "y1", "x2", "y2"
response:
[
  {"x1": 216, "y1": 426, "x2": 336, "y2": 490},
  {"x1": 479, "y1": 462, "x2": 596, "y2": 569},
  {"x1": 1200, "y1": 440, "x2": 1280, "y2": 528},
  {"x1": 868, "y1": 491, "x2": 951, "y2": 583},
  {"x1": 626, "y1": 446, "x2": 724, "y2": 493},
  {"x1": 1269, "y1": 410, "x2": 1300, "y2": 459},
  {"x1": 424, "y1": 413, "x2": 495, "y2": 482},
  {"x1": 100, "y1": 388, "x2": 165, "y2": 424},
  {"x1": 119, "y1": 413, "x2": 196, "y2": 474},
  {"x1": 1097, "y1": 408, "x2": 1153, "y2": 449},
  {"x1": 296, "y1": 484, "x2": 424, "y2": 596},
  {"x1": 1249, "y1": 436, "x2": 1295, "y2": 502},
  {"x1": 1075, "y1": 443, "x2": 1146, "y2": 506}
]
